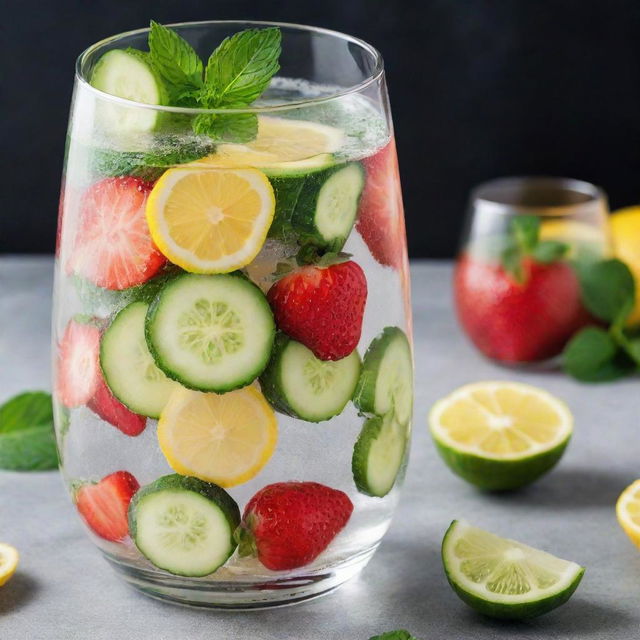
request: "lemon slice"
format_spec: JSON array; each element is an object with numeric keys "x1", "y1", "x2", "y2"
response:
[
  {"x1": 196, "y1": 116, "x2": 344, "y2": 168},
  {"x1": 146, "y1": 167, "x2": 275, "y2": 273},
  {"x1": 0, "y1": 543, "x2": 19, "y2": 587},
  {"x1": 442, "y1": 520, "x2": 584, "y2": 619},
  {"x1": 616, "y1": 479, "x2": 640, "y2": 548},
  {"x1": 429, "y1": 381, "x2": 572, "y2": 490},
  {"x1": 158, "y1": 386, "x2": 278, "y2": 487},
  {"x1": 539, "y1": 219, "x2": 610, "y2": 260}
]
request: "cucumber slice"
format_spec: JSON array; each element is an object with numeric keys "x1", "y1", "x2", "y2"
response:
[
  {"x1": 260, "y1": 333, "x2": 361, "y2": 422},
  {"x1": 353, "y1": 327, "x2": 414, "y2": 425},
  {"x1": 129, "y1": 474, "x2": 240, "y2": 577},
  {"x1": 269, "y1": 162, "x2": 365, "y2": 251},
  {"x1": 100, "y1": 301, "x2": 179, "y2": 418},
  {"x1": 352, "y1": 412, "x2": 408, "y2": 497},
  {"x1": 146, "y1": 273, "x2": 275, "y2": 392},
  {"x1": 90, "y1": 49, "x2": 168, "y2": 133}
]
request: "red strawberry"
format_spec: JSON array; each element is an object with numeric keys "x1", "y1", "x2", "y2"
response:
[
  {"x1": 267, "y1": 260, "x2": 367, "y2": 361},
  {"x1": 88, "y1": 376, "x2": 147, "y2": 437},
  {"x1": 454, "y1": 253, "x2": 592, "y2": 363},
  {"x1": 356, "y1": 138, "x2": 407, "y2": 269},
  {"x1": 56, "y1": 319, "x2": 101, "y2": 408},
  {"x1": 76, "y1": 471, "x2": 140, "y2": 542},
  {"x1": 237, "y1": 482, "x2": 354, "y2": 571},
  {"x1": 67, "y1": 177, "x2": 165, "y2": 290}
]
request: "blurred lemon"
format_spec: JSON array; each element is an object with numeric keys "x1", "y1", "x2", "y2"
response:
[
  {"x1": 539, "y1": 220, "x2": 610, "y2": 261},
  {"x1": 610, "y1": 206, "x2": 640, "y2": 326},
  {"x1": 616, "y1": 479, "x2": 640, "y2": 549}
]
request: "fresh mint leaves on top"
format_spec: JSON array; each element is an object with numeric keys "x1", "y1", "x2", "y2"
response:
[
  {"x1": 501, "y1": 215, "x2": 569, "y2": 282},
  {"x1": 146, "y1": 22, "x2": 281, "y2": 141},
  {"x1": 0, "y1": 392, "x2": 59, "y2": 471},
  {"x1": 563, "y1": 257, "x2": 639, "y2": 382}
]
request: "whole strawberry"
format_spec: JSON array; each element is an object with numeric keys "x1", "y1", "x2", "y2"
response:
[
  {"x1": 236, "y1": 482, "x2": 354, "y2": 571},
  {"x1": 267, "y1": 260, "x2": 367, "y2": 361}
]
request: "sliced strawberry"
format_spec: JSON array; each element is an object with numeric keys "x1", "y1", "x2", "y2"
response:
[
  {"x1": 88, "y1": 375, "x2": 147, "y2": 437},
  {"x1": 67, "y1": 177, "x2": 165, "y2": 290},
  {"x1": 76, "y1": 471, "x2": 140, "y2": 542},
  {"x1": 237, "y1": 482, "x2": 354, "y2": 571},
  {"x1": 267, "y1": 260, "x2": 368, "y2": 361},
  {"x1": 56, "y1": 319, "x2": 101, "y2": 408},
  {"x1": 356, "y1": 138, "x2": 407, "y2": 269}
]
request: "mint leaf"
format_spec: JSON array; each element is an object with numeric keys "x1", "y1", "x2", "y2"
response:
[
  {"x1": 511, "y1": 215, "x2": 540, "y2": 253},
  {"x1": 0, "y1": 391, "x2": 53, "y2": 434},
  {"x1": 369, "y1": 631, "x2": 418, "y2": 640},
  {"x1": 533, "y1": 240, "x2": 569, "y2": 264},
  {"x1": 148, "y1": 20, "x2": 203, "y2": 98},
  {"x1": 575, "y1": 258, "x2": 636, "y2": 323},
  {"x1": 501, "y1": 244, "x2": 524, "y2": 283},
  {"x1": 204, "y1": 28, "x2": 281, "y2": 106},
  {"x1": 193, "y1": 112, "x2": 258, "y2": 142},
  {"x1": 0, "y1": 392, "x2": 58, "y2": 470},
  {"x1": 563, "y1": 327, "x2": 633, "y2": 382}
]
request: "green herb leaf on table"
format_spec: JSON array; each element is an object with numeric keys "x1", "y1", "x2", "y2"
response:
[
  {"x1": 369, "y1": 631, "x2": 419, "y2": 640},
  {"x1": 148, "y1": 21, "x2": 203, "y2": 99},
  {"x1": 0, "y1": 392, "x2": 59, "y2": 471}
]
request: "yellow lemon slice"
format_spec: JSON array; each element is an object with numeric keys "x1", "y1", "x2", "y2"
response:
[
  {"x1": 158, "y1": 386, "x2": 278, "y2": 487},
  {"x1": 146, "y1": 167, "x2": 275, "y2": 273},
  {"x1": 539, "y1": 219, "x2": 610, "y2": 260},
  {"x1": 0, "y1": 543, "x2": 19, "y2": 587},
  {"x1": 429, "y1": 381, "x2": 573, "y2": 490},
  {"x1": 610, "y1": 206, "x2": 640, "y2": 326},
  {"x1": 196, "y1": 116, "x2": 344, "y2": 168},
  {"x1": 616, "y1": 479, "x2": 640, "y2": 549}
]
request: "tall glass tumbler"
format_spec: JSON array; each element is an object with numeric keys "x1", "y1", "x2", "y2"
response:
[{"x1": 52, "y1": 21, "x2": 413, "y2": 608}]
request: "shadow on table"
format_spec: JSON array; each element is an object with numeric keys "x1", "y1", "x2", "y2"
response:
[
  {"x1": 0, "y1": 573, "x2": 39, "y2": 615},
  {"x1": 488, "y1": 467, "x2": 632, "y2": 509}
]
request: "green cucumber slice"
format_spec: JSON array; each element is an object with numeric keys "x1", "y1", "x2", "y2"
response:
[
  {"x1": 100, "y1": 301, "x2": 180, "y2": 418},
  {"x1": 90, "y1": 49, "x2": 168, "y2": 133},
  {"x1": 269, "y1": 162, "x2": 365, "y2": 250},
  {"x1": 145, "y1": 273, "x2": 275, "y2": 392},
  {"x1": 353, "y1": 327, "x2": 414, "y2": 425},
  {"x1": 260, "y1": 333, "x2": 361, "y2": 422},
  {"x1": 129, "y1": 474, "x2": 240, "y2": 577},
  {"x1": 352, "y1": 412, "x2": 408, "y2": 497}
]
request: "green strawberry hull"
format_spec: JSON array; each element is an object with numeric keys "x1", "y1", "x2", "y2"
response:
[{"x1": 432, "y1": 437, "x2": 570, "y2": 491}]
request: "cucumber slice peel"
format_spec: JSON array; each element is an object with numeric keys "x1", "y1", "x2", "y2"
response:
[
  {"x1": 352, "y1": 412, "x2": 408, "y2": 497},
  {"x1": 442, "y1": 520, "x2": 585, "y2": 619},
  {"x1": 129, "y1": 474, "x2": 240, "y2": 577},
  {"x1": 100, "y1": 301, "x2": 179, "y2": 418},
  {"x1": 145, "y1": 273, "x2": 275, "y2": 392},
  {"x1": 260, "y1": 333, "x2": 361, "y2": 422}
]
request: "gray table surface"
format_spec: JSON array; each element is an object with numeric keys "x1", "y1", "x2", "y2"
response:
[{"x1": 1, "y1": 256, "x2": 639, "y2": 640}]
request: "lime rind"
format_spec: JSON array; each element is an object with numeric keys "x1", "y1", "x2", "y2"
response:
[{"x1": 442, "y1": 520, "x2": 584, "y2": 620}]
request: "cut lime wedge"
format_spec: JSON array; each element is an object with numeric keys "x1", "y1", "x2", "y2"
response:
[{"x1": 442, "y1": 520, "x2": 584, "y2": 619}]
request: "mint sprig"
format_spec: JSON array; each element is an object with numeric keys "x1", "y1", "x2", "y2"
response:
[
  {"x1": 146, "y1": 22, "x2": 281, "y2": 141},
  {"x1": 563, "y1": 258, "x2": 639, "y2": 382},
  {"x1": 501, "y1": 216, "x2": 569, "y2": 283},
  {"x1": 0, "y1": 392, "x2": 59, "y2": 471}
]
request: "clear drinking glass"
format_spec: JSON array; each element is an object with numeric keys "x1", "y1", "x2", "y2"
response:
[
  {"x1": 454, "y1": 176, "x2": 612, "y2": 365},
  {"x1": 52, "y1": 21, "x2": 413, "y2": 608}
]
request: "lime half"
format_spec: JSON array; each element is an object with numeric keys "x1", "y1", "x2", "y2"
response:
[
  {"x1": 429, "y1": 381, "x2": 573, "y2": 490},
  {"x1": 442, "y1": 520, "x2": 584, "y2": 620}
]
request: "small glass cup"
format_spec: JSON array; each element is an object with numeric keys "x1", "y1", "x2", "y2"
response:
[
  {"x1": 52, "y1": 21, "x2": 412, "y2": 608},
  {"x1": 454, "y1": 176, "x2": 612, "y2": 366}
]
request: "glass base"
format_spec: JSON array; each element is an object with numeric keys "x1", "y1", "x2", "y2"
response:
[{"x1": 103, "y1": 545, "x2": 378, "y2": 610}]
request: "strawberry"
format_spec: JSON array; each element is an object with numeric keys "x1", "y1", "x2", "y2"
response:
[
  {"x1": 56, "y1": 319, "x2": 101, "y2": 408},
  {"x1": 56, "y1": 317, "x2": 146, "y2": 435},
  {"x1": 455, "y1": 253, "x2": 592, "y2": 363},
  {"x1": 88, "y1": 375, "x2": 147, "y2": 437},
  {"x1": 267, "y1": 260, "x2": 367, "y2": 361},
  {"x1": 236, "y1": 482, "x2": 353, "y2": 571},
  {"x1": 355, "y1": 138, "x2": 407, "y2": 269},
  {"x1": 67, "y1": 177, "x2": 165, "y2": 290},
  {"x1": 76, "y1": 471, "x2": 140, "y2": 542}
]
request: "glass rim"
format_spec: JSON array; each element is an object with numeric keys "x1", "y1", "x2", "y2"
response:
[
  {"x1": 75, "y1": 19, "x2": 385, "y2": 115},
  {"x1": 471, "y1": 176, "x2": 607, "y2": 216}
]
